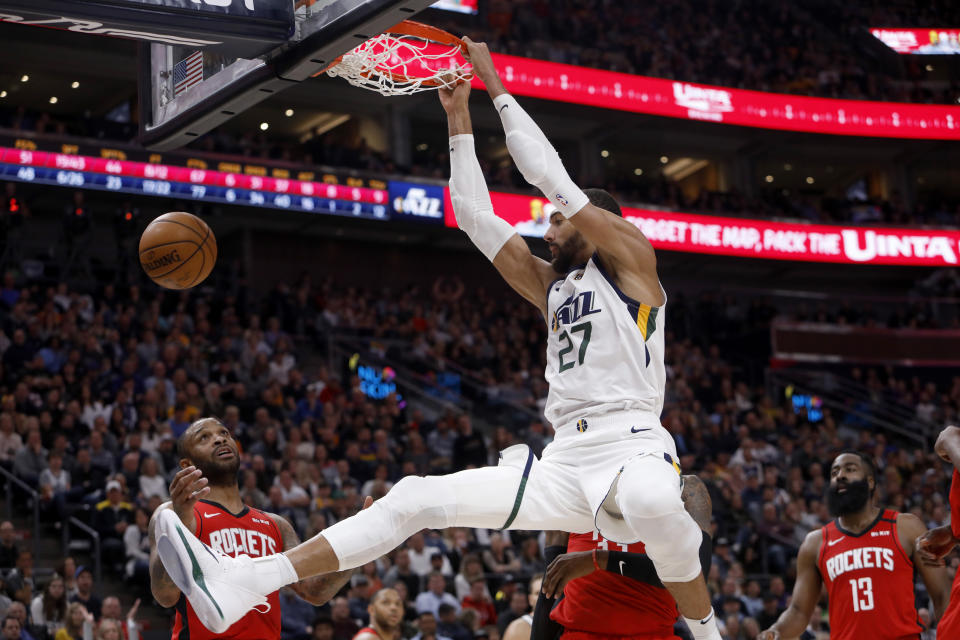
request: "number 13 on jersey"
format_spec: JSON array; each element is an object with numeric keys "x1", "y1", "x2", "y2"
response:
[{"x1": 849, "y1": 577, "x2": 874, "y2": 612}]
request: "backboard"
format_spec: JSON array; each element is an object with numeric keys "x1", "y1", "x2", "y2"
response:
[{"x1": 139, "y1": 0, "x2": 438, "y2": 151}]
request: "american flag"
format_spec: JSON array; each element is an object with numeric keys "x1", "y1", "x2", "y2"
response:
[{"x1": 173, "y1": 51, "x2": 204, "y2": 96}]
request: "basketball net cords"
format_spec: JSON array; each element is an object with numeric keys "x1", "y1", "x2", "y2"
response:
[{"x1": 326, "y1": 34, "x2": 472, "y2": 96}]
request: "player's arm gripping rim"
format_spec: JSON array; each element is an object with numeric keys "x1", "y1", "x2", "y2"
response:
[
  {"x1": 462, "y1": 37, "x2": 663, "y2": 308},
  {"x1": 269, "y1": 513, "x2": 357, "y2": 605},
  {"x1": 438, "y1": 70, "x2": 555, "y2": 317},
  {"x1": 897, "y1": 512, "x2": 949, "y2": 619},
  {"x1": 758, "y1": 530, "x2": 823, "y2": 640}
]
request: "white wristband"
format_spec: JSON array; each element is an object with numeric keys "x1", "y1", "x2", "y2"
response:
[
  {"x1": 493, "y1": 94, "x2": 589, "y2": 217},
  {"x1": 448, "y1": 134, "x2": 516, "y2": 261}
]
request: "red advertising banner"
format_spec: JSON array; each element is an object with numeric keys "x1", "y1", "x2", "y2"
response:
[
  {"x1": 472, "y1": 54, "x2": 960, "y2": 140},
  {"x1": 870, "y1": 28, "x2": 960, "y2": 54},
  {"x1": 444, "y1": 189, "x2": 960, "y2": 267}
]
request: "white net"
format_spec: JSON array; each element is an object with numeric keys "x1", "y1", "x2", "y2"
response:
[{"x1": 325, "y1": 33, "x2": 472, "y2": 96}]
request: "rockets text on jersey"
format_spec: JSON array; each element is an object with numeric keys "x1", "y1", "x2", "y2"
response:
[
  {"x1": 171, "y1": 500, "x2": 284, "y2": 640},
  {"x1": 817, "y1": 509, "x2": 922, "y2": 640},
  {"x1": 543, "y1": 252, "x2": 666, "y2": 431},
  {"x1": 551, "y1": 531, "x2": 680, "y2": 639}
]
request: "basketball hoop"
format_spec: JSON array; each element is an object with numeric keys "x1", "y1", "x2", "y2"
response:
[{"x1": 321, "y1": 21, "x2": 472, "y2": 96}]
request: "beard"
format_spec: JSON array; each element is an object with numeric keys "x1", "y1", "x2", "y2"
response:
[
  {"x1": 195, "y1": 454, "x2": 241, "y2": 487},
  {"x1": 550, "y1": 232, "x2": 587, "y2": 273},
  {"x1": 826, "y1": 478, "x2": 872, "y2": 517}
]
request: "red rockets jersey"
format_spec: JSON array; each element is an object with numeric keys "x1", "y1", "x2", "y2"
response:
[
  {"x1": 935, "y1": 470, "x2": 960, "y2": 637},
  {"x1": 817, "y1": 509, "x2": 921, "y2": 640},
  {"x1": 551, "y1": 532, "x2": 680, "y2": 639},
  {"x1": 171, "y1": 500, "x2": 284, "y2": 640}
]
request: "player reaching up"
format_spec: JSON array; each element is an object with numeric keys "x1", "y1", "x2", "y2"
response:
[
  {"x1": 758, "y1": 452, "x2": 948, "y2": 640},
  {"x1": 916, "y1": 425, "x2": 960, "y2": 638},
  {"x1": 153, "y1": 38, "x2": 721, "y2": 640},
  {"x1": 149, "y1": 418, "x2": 363, "y2": 640}
]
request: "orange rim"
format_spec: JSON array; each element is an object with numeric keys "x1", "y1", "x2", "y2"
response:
[{"x1": 319, "y1": 20, "x2": 469, "y2": 86}]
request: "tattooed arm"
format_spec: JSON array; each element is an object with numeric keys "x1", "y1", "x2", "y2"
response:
[
  {"x1": 149, "y1": 503, "x2": 182, "y2": 608},
  {"x1": 680, "y1": 475, "x2": 713, "y2": 533},
  {"x1": 269, "y1": 514, "x2": 356, "y2": 605}
]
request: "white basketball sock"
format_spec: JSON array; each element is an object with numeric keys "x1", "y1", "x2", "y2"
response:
[
  {"x1": 683, "y1": 610, "x2": 721, "y2": 640},
  {"x1": 251, "y1": 553, "x2": 299, "y2": 593}
]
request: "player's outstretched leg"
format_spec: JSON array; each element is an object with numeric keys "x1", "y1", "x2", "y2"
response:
[
  {"x1": 156, "y1": 458, "x2": 545, "y2": 633},
  {"x1": 614, "y1": 454, "x2": 721, "y2": 640}
]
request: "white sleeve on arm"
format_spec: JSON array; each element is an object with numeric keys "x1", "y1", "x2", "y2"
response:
[
  {"x1": 493, "y1": 94, "x2": 588, "y2": 218},
  {"x1": 448, "y1": 134, "x2": 516, "y2": 262}
]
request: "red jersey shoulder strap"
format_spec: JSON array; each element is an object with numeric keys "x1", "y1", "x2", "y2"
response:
[
  {"x1": 886, "y1": 510, "x2": 913, "y2": 566},
  {"x1": 817, "y1": 524, "x2": 830, "y2": 567}
]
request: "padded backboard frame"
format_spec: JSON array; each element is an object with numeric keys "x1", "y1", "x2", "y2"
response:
[{"x1": 139, "y1": 0, "x2": 437, "y2": 151}]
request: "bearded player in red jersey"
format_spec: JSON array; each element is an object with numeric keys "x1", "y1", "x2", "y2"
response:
[
  {"x1": 149, "y1": 418, "x2": 364, "y2": 640},
  {"x1": 504, "y1": 476, "x2": 712, "y2": 640},
  {"x1": 759, "y1": 451, "x2": 949, "y2": 640},
  {"x1": 916, "y1": 425, "x2": 960, "y2": 638}
]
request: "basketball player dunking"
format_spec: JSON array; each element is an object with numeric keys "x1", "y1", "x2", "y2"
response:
[
  {"x1": 758, "y1": 452, "x2": 948, "y2": 640},
  {"x1": 149, "y1": 418, "x2": 364, "y2": 639},
  {"x1": 154, "y1": 37, "x2": 722, "y2": 640}
]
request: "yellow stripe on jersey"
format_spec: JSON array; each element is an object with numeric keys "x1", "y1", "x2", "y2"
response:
[{"x1": 636, "y1": 304, "x2": 658, "y2": 340}]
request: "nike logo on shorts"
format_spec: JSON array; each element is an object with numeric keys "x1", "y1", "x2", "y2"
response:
[
  {"x1": 499, "y1": 104, "x2": 509, "y2": 113},
  {"x1": 630, "y1": 426, "x2": 650, "y2": 433},
  {"x1": 618, "y1": 560, "x2": 626, "y2": 575}
]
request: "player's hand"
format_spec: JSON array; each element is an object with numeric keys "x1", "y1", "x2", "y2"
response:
[
  {"x1": 126, "y1": 598, "x2": 141, "y2": 621},
  {"x1": 438, "y1": 72, "x2": 471, "y2": 113},
  {"x1": 169, "y1": 465, "x2": 209, "y2": 525},
  {"x1": 916, "y1": 525, "x2": 958, "y2": 566},
  {"x1": 934, "y1": 425, "x2": 960, "y2": 462},
  {"x1": 757, "y1": 630, "x2": 780, "y2": 640},
  {"x1": 460, "y1": 37, "x2": 498, "y2": 85},
  {"x1": 542, "y1": 550, "x2": 598, "y2": 598}
]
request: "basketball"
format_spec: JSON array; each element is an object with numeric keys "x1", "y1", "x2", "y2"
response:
[{"x1": 138, "y1": 211, "x2": 217, "y2": 289}]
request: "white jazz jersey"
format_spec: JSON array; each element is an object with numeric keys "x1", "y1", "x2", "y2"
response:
[{"x1": 544, "y1": 252, "x2": 666, "y2": 429}]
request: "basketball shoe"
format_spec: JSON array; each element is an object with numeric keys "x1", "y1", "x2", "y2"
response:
[{"x1": 155, "y1": 509, "x2": 277, "y2": 633}]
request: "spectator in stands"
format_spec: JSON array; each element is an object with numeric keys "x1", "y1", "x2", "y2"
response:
[
  {"x1": 435, "y1": 604, "x2": 469, "y2": 640},
  {"x1": 12, "y1": 430, "x2": 45, "y2": 485},
  {"x1": 92, "y1": 481, "x2": 133, "y2": 568},
  {"x1": 495, "y1": 590, "x2": 529, "y2": 636},
  {"x1": 0, "y1": 577, "x2": 12, "y2": 618},
  {"x1": 347, "y1": 575, "x2": 373, "y2": 627},
  {"x1": 135, "y1": 458, "x2": 165, "y2": 502},
  {"x1": 39, "y1": 453, "x2": 71, "y2": 522},
  {"x1": 328, "y1": 597, "x2": 358, "y2": 640},
  {"x1": 482, "y1": 533, "x2": 520, "y2": 576},
  {"x1": 383, "y1": 550, "x2": 420, "y2": 599},
  {"x1": 1, "y1": 616, "x2": 20, "y2": 640},
  {"x1": 123, "y1": 508, "x2": 150, "y2": 587},
  {"x1": 451, "y1": 416, "x2": 485, "y2": 471},
  {"x1": 53, "y1": 602, "x2": 92, "y2": 640},
  {"x1": 54, "y1": 562, "x2": 76, "y2": 601},
  {"x1": 453, "y1": 554, "x2": 486, "y2": 602},
  {"x1": 407, "y1": 534, "x2": 441, "y2": 578},
  {"x1": 5, "y1": 551, "x2": 34, "y2": 600},
  {"x1": 4, "y1": 602, "x2": 35, "y2": 640},
  {"x1": 310, "y1": 617, "x2": 334, "y2": 640},
  {"x1": 410, "y1": 611, "x2": 451, "y2": 640},
  {"x1": 0, "y1": 414, "x2": 22, "y2": 467},
  {"x1": 69, "y1": 568, "x2": 100, "y2": 621},
  {"x1": 0, "y1": 523, "x2": 18, "y2": 569},
  {"x1": 415, "y1": 573, "x2": 460, "y2": 618},
  {"x1": 29, "y1": 575, "x2": 66, "y2": 638},
  {"x1": 97, "y1": 597, "x2": 138, "y2": 640},
  {"x1": 279, "y1": 586, "x2": 315, "y2": 640},
  {"x1": 460, "y1": 578, "x2": 496, "y2": 628}
]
